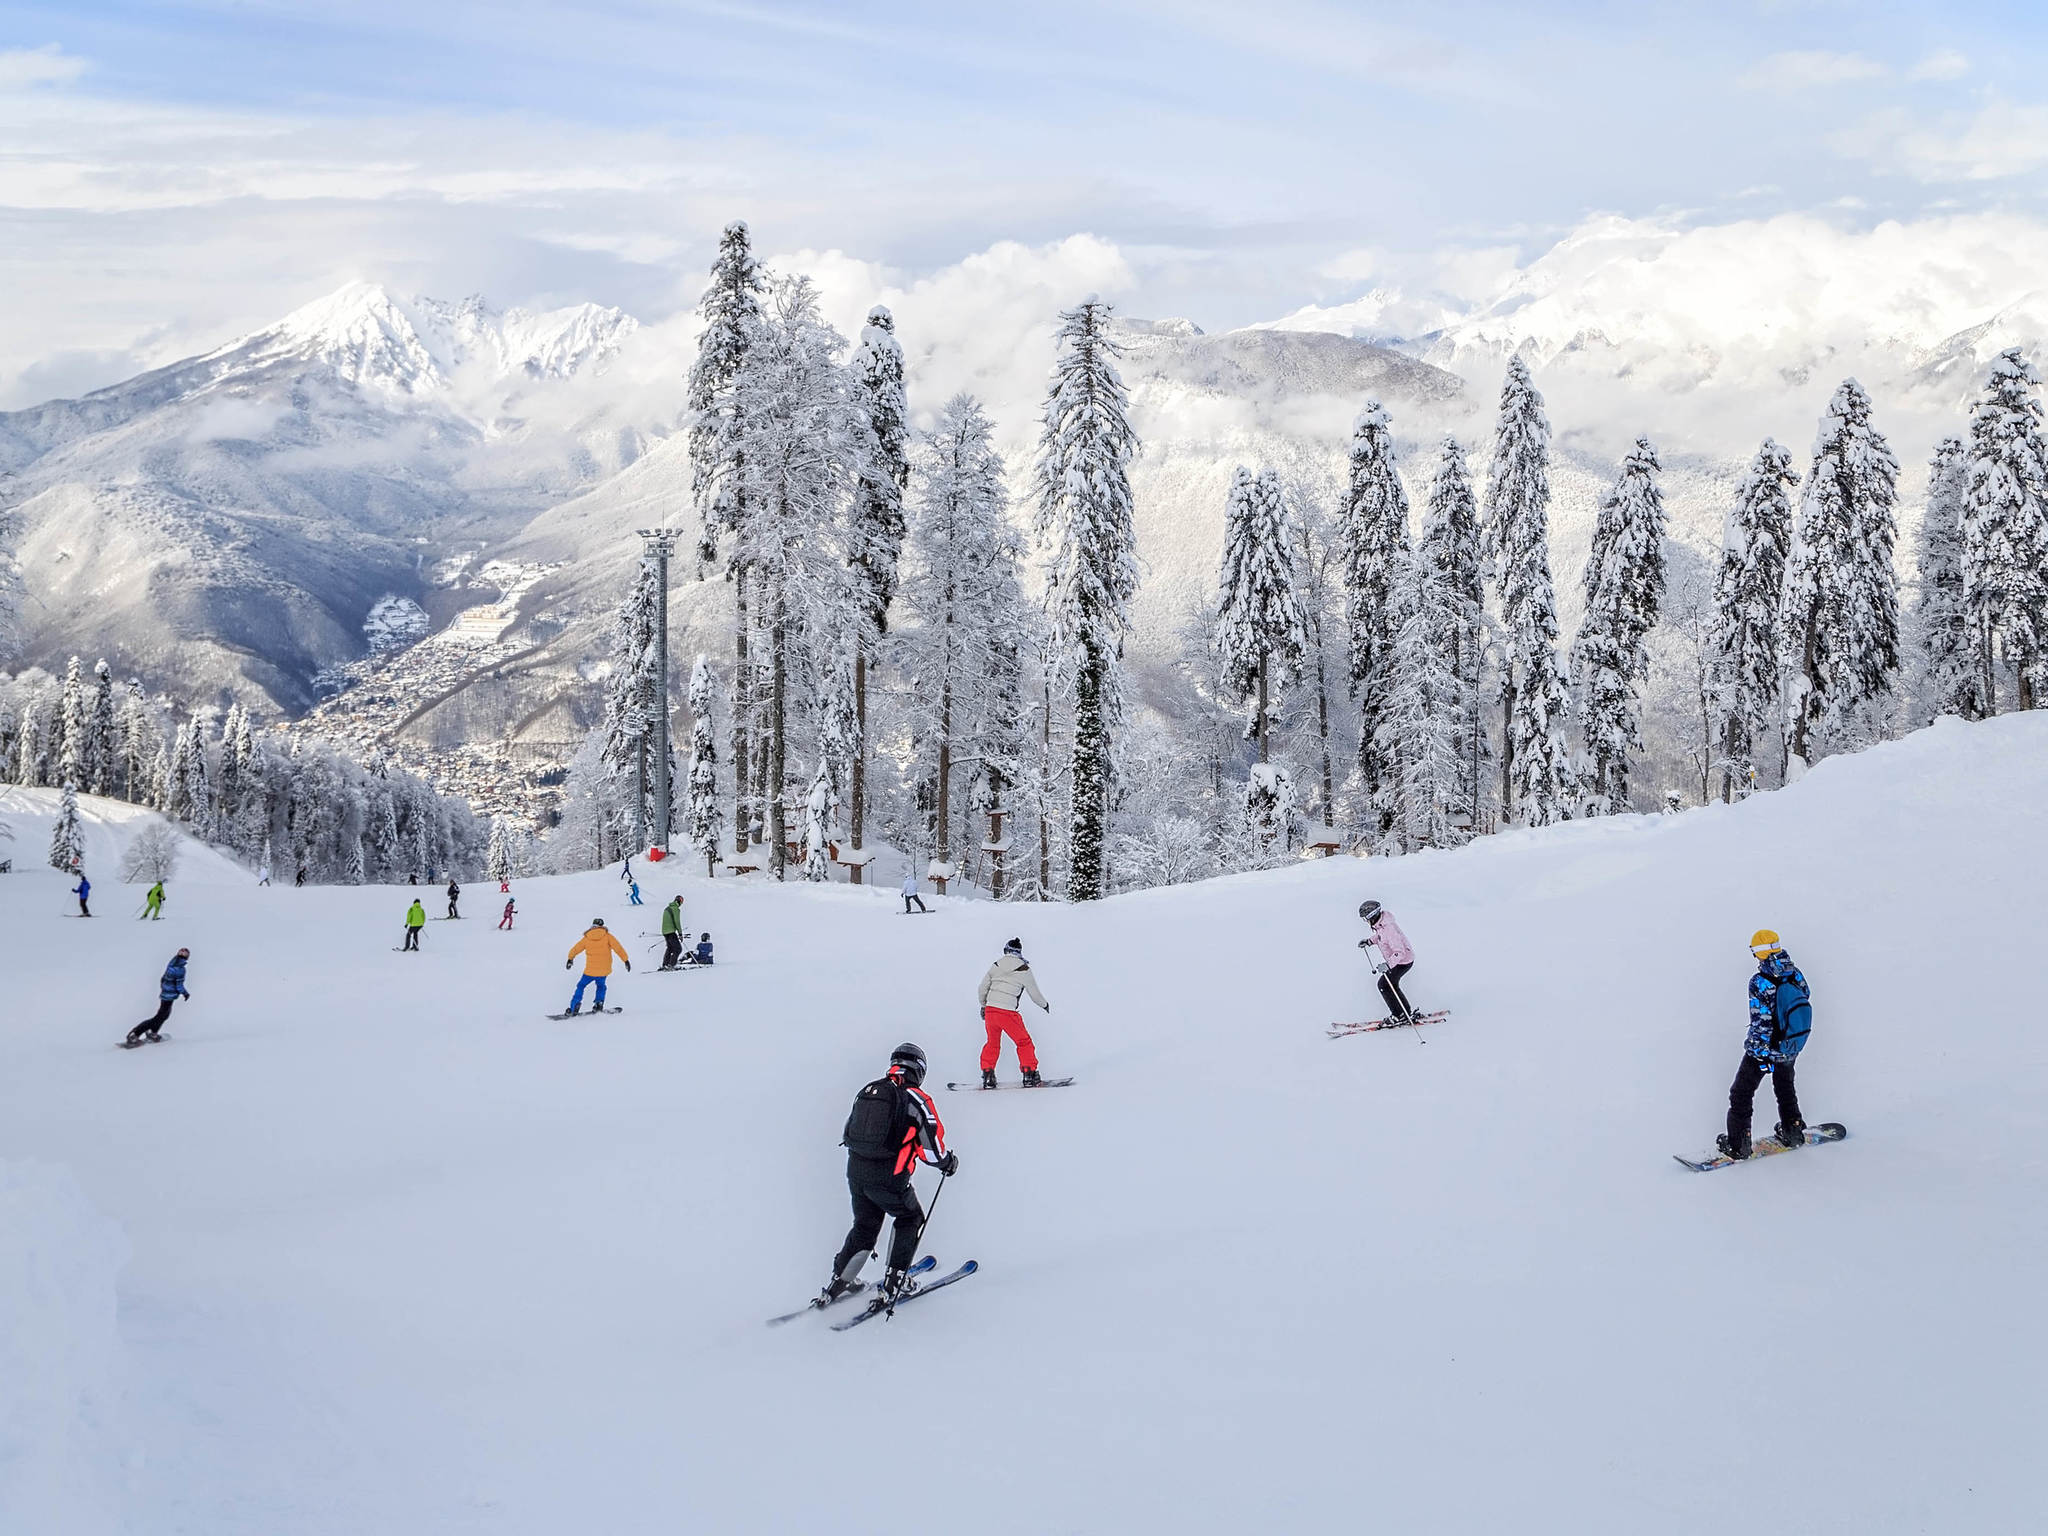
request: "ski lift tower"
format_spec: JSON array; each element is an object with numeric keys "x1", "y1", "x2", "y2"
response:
[{"x1": 637, "y1": 527, "x2": 678, "y2": 851}]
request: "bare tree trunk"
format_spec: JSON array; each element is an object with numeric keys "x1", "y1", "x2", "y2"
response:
[
  {"x1": 1981, "y1": 614, "x2": 1997, "y2": 717},
  {"x1": 848, "y1": 645, "x2": 867, "y2": 883},
  {"x1": 1256, "y1": 653, "x2": 1269, "y2": 765},
  {"x1": 769, "y1": 591, "x2": 787, "y2": 880},
  {"x1": 1789, "y1": 614, "x2": 1819, "y2": 766},
  {"x1": 732, "y1": 568, "x2": 751, "y2": 852},
  {"x1": 988, "y1": 784, "x2": 1006, "y2": 900},
  {"x1": 936, "y1": 674, "x2": 953, "y2": 871},
  {"x1": 1499, "y1": 681, "x2": 1516, "y2": 819},
  {"x1": 1038, "y1": 672, "x2": 1052, "y2": 901},
  {"x1": 1314, "y1": 648, "x2": 1334, "y2": 827}
]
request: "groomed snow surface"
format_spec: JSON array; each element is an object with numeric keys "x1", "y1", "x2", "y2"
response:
[{"x1": 2, "y1": 717, "x2": 2044, "y2": 1533}]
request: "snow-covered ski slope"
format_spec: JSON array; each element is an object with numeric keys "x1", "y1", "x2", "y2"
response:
[{"x1": 2, "y1": 715, "x2": 2044, "y2": 1534}]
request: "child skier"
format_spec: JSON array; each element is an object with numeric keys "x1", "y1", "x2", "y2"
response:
[
  {"x1": 1717, "y1": 929, "x2": 1811, "y2": 1160},
  {"x1": 1357, "y1": 900, "x2": 1417, "y2": 1023},
  {"x1": 976, "y1": 937, "x2": 1051, "y2": 1088},
  {"x1": 73, "y1": 872, "x2": 91, "y2": 917},
  {"x1": 692, "y1": 932, "x2": 714, "y2": 967},
  {"x1": 659, "y1": 895, "x2": 686, "y2": 969},
  {"x1": 402, "y1": 898, "x2": 426, "y2": 951},
  {"x1": 445, "y1": 878, "x2": 461, "y2": 919},
  {"x1": 563, "y1": 917, "x2": 630, "y2": 1015},
  {"x1": 143, "y1": 880, "x2": 165, "y2": 920},
  {"x1": 498, "y1": 897, "x2": 516, "y2": 931},
  {"x1": 125, "y1": 948, "x2": 190, "y2": 1046},
  {"x1": 628, "y1": 878, "x2": 643, "y2": 907},
  {"x1": 818, "y1": 1042, "x2": 958, "y2": 1308}
]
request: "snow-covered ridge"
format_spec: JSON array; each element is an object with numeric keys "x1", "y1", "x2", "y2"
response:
[{"x1": 223, "y1": 281, "x2": 639, "y2": 396}]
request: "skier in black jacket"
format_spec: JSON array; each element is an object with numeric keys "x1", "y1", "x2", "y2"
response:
[
  {"x1": 445, "y1": 878, "x2": 461, "y2": 919},
  {"x1": 819, "y1": 1043, "x2": 958, "y2": 1307}
]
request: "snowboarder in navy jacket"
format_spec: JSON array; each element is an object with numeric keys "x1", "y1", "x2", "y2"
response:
[
  {"x1": 127, "y1": 949, "x2": 190, "y2": 1045},
  {"x1": 1718, "y1": 929, "x2": 1809, "y2": 1160}
]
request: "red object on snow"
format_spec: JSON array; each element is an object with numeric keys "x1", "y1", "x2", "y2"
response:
[{"x1": 646, "y1": 847, "x2": 667, "y2": 862}]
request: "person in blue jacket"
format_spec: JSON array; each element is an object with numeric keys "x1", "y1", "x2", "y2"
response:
[
  {"x1": 73, "y1": 871, "x2": 92, "y2": 917},
  {"x1": 692, "y1": 932, "x2": 714, "y2": 966},
  {"x1": 1717, "y1": 929, "x2": 1810, "y2": 1160},
  {"x1": 126, "y1": 948, "x2": 190, "y2": 1045}
]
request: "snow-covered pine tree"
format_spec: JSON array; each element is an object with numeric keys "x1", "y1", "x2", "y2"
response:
[
  {"x1": 1213, "y1": 466, "x2": 1308, "y2": 769},
  {"x1": 1962, "y1": 347, "x2": 2048, "y2": 712},
  {"x1": 1914, "y1": 436, "x2": 1980, "y2": 723},
  {"x1": 1033, "y1": 297, "x2": 1140, "y2": 901},
  {"x1": 1712, "y1": 439, "x2": 1798, "y2": 796},
  {"x1": 1340, "y1": 402, "x2": 1412, "y2": 817},
  {"x1": 1374, "y1": 543, "x2": 1471, "y2": 851},
  {"x1": 86, "y1": 660, "x2": 114, "y2": 795},
  {"x1": 1418, "y1": 436, "x2": 1488, "y2": 831},
  {"x1": 685, "y1": 655, "x2": 723, "y2": 876},
  {"x1": 485, "y1": 817, "x2": 515, "y2": 882},
  {"x1": 802, "y1": 759, "x2": 835, "y2": 881},
  {"x1": 687, "y1": 220, "x2": 769, "y2": 851},
  {"x1": 1288, "y1": 488, "x2": 1344, "y2": 831},
  {"x1": 902, "y1": 393, "x2": 1024, "y2": 877},
  {"x1": 119, "y1": 679, "x2": 152, "y2": 802},
  {"x1": 1570, "y1": 437, "x2": 1668, "y2": 814},
  {"x1": 601, "y1": 559, "x2": 660, "y2": 849},
  {"x1": 731, "y1": 275, "x2": 866, "y2": 879},
  {"x1": 57, "y1": 656, "x2": 84, "y2": 787},
  {"x1": 847, "y1": 305, "x2": 909, "y2": 881},
  {"x1": 1483, "y1": 357, "x2": 1576, "y2": 825},
  {"x1": 1783, "y1": 379, "x2": 1901, "y2": 767},
  {"x1": 48, "y1": 781, "x2": 83, "y2": 871},
  {"x1": 181, "y1": 717, "x2": 213, "y2": 839}
]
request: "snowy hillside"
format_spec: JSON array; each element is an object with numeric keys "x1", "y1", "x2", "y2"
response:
[{"x1": 2, "y1": 715, "x2": 2043, "y2": 1533}]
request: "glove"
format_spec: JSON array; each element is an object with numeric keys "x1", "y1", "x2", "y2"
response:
[
  {"x1": 624, "y1": 961, "x2": 632, "y2": 972},
  {"x1": 564, "y1": 960, "x2": 572, "y2": 970},
  {"x1": 938, "y1": 1151, "x2": 960, "y2": 1176},
  {"x1": 1042, "y1": 1002, "x2": 1051, "y2": 1013}
]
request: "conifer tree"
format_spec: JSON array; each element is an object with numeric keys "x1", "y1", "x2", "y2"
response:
[
  {"x1": 48, "y1": 781, "x2": 83, "y2": 871},
  {"x1": 601, "y1": 559, "x2": 660, "y2": 847},
  {"x1": 1483, "y1": 357, "x2": 1575, "y2": 825},
  {"x1": 1712, "y1": 439, "x2": 1798, "y2": 796},
  {"x1": 847, "y1": 306, "x2": 909, "y2": 880},
  {"x1": 118, "y1": 680, "x2": 152, "y2": 802},
  {"x1": 1962, "y1": 347, "x2": 2048, "y2": 711},
  {"x1": 1033, "y1": 297, "x2": 1140, "y2": 901},
  {"x1": 86, "y1": 660, "x2": 114, "y2": 795},
  {"x1": 181, "y1": 719, "x2": 213, "y2": 838},
  {"x1": 57, "y1": 656, "x2": 84, "y2": 787},
  {"x1": 1570, "y1": 437, "x2": 1668, "y2": 813},
  {"x1": 903, "y1": 394, "x2": 1025, "y2": 874},
  {"x1": 1783, "y1": 379, "x2": 1900, "y2": 765},
  {"x1": 687, "y1": 221, "x2": 768, "y2": 850},
  {"x1": 1374, "y1": 543, "x2": 1471, "y2": 850},
  {"x1": 1340, "y1": 403, "x2": 1411, "y2": 812},
  {"x1": 802, "y1": 760, "x2": 835, "y2": 882},
  {"x1": 1417, "y1": 436, "x2": 1488, "y2": 830},
  {"x1": 1213, "y1": 466, "x2": 1308, "y2": 765},
  {"x1": 685, "y1": 655, "x2": 723, "y2": 876},
  {"x1": 485, "y1": 817, "x2": 515, "y2": 882},
  {"x1": 1914, "y1": 436, "x2": 1979, "y2": 722}
]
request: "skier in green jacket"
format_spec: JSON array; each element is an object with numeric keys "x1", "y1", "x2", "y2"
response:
[
  {"x1": 402, "y1": 899, "x2": 427, "y2": 951},
  {"x1": 659, "y1": 895, "x2": 686, "y2": 970},
  {"x1": 142, "y1": 881, "x2": 166, "y2": 920}
]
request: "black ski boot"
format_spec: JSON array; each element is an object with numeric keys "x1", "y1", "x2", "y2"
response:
[
  {"x1": 980, "y1": 1068, "x2": 998, "y2": 1090},
  {"x1": 1716, "y1": 1132, "x2": 1752, "y2": 1161},
  {"x1": 818, "y1": 1274, "x2": 858, "y2": 1306},
  {"x1": 880, "y1": 1266, "x2": 919, "y2": 1305},
  {"x1": 1021, "y1": 1069, "x2": 1043, "y2": 1087},
  {"x1": 1774, "y1": 1120, "x2": 1806, "y2": 1149}
]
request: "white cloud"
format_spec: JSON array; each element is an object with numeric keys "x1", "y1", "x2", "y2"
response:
[
  {"x1": 0, "y1": 45, "x2": 85, "y2": 90},
  {"x1": 1740, "y1": 50, "x2": 1886, "y2": 92},
  {"x1": 1841, "y1": 95, "x2": 2048, "y2": 181},
  {"x1": 1909, "y1": 49, "x2": 1969, "y2": 83}
]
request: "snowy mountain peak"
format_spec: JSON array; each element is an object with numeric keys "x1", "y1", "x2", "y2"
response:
[{"x1": 229, "y1": 282, "x2": 639, "y2": 396}]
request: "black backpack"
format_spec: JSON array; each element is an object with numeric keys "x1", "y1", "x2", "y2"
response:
[{"x1": 841, "y1": 1076, "x2": 912, "y2": 1160}]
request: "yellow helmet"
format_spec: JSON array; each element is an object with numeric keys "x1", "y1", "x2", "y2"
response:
[{"x1": 1750, "y1": 928, "x2": 1783, "y2": 957}]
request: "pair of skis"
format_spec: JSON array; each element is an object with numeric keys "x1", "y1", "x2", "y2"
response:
[
  {"x1": 1328, "y1": 1009, "x2": 1450, "y2": 1038},
  {"x1": 766, "y1": 1254, "x2": 980, "y2": 1330}
]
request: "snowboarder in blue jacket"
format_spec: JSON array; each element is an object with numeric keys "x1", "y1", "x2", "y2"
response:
[
  {"x1": 126, "y1": 948, "x2": 190, "y2": 1045},
  {"x1": 1717, "y1": 929, "x2": 1810, "y2": 1160}
]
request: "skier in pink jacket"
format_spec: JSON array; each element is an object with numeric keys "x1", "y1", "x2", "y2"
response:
[{"x1": 1358, "y1": 900, "x2": 1418, "y2": 1022}]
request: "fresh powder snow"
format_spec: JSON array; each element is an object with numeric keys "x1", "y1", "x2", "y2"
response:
[{"x1": 1, "y1": 714, "x2": 2043, "y2": 1533}]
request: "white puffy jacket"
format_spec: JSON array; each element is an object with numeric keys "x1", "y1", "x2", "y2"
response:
[{"x1": 978, "y1": 952, "x2": 1048, "y2": 1012}]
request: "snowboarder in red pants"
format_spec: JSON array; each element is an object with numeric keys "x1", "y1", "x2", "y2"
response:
[{"x1": 976, "y1": 937, "x2": 1050, "y2": 1088}]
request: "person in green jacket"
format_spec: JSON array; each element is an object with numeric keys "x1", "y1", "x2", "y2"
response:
[
  {"x1": 142, "y1": 881, "x2": 166, "y2": 920},
  {"x1": 402, "y1": 899, "x2": 427, "y2": 951},
  {"x1": 659, "y1": 895, "x2": 686, "y2": 970}
]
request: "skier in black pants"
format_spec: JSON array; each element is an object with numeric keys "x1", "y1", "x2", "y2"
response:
[
  {"x1": 445, "y1": 878, "x2": 461, "y2": 919},
  {"x1": 818, "y1": 1043, "x2": 958, "y2": 1308},
  {"x1": 126, "y1": 948, "x2": 190, "y2": 1045},
  {"x1": 1718, "y1": 929, "x2": 1811, "y2": 1159},
  {"x1": 73, "y1": 872, "x2": 92, "y2": 917}
]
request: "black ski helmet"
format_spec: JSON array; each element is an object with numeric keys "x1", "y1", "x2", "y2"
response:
[
  {"x1": 1359, "y1": 900, "x2": 1382, "y2": 925},
  {"x1": 591, "y1": 917, "x2": 606, "y2": 927},
  {"x1": 889, "y1": 1042, "x2": 928, "y2": 1086}
]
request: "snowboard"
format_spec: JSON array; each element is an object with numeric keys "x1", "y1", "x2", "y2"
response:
[
  {"x1": 1673, "y1": 1121, "x2": 1847, "y2": 1172},
  {"x1": 945, "y1": 1077, "x2": 1076, "y2": 1091},
  {"x1": 547, "y1": 1006, "x2": 625, "y2": 1019},
  {"x1": 1328, "y1": 1010, "x2": 1450, "y2": 1038},
  {"x1": 117, "y1": 1035, "x2": 169, "y2": 1050}
]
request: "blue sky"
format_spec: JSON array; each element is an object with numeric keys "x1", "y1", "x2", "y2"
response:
[{"x1": 3, "y1": 1, "x2": 2046, "y2": 403}]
